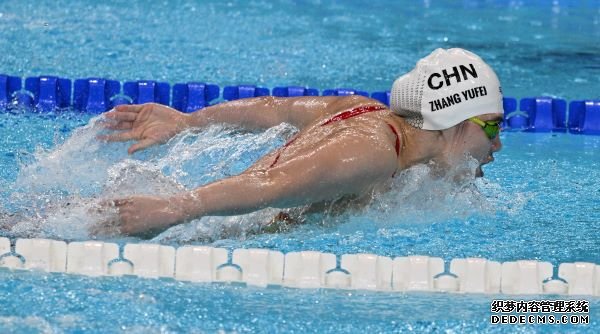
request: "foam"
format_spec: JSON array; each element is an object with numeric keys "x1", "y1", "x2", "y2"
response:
[
  {"x1": 5, "y1": 119, "x2": 296, "y2": 241},
  {"x1": 2, "y1": 112, "x2": 518, "y2": 246}
]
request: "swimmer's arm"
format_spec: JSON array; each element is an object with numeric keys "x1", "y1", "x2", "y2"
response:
[
  {"x1": 108, "y1": 129, "x2": 398, "y2": 235},
  {"x1": 101, "y1": 96, "x2": 383, "y2": 154},
  {"x1": 172, "y1": 131, "x2": 397, "y2": 220},
  {"x1": 187, "y1": 95, "x2": 380, "y2": 130}
]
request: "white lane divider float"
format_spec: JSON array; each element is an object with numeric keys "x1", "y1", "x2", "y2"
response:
[
  {"x1": 340, "y1": 253, "x2": 393, "y2": 291},
  {"x1": 16, "y1": 238, "x2": 67, "y2": 272},
  {"x1": 450, "y1": 257, "x2": 501, "y2": 293},
  {"x1": 284, "y1": 251, "x2": 336, "y2": 288},
  {"x1": 559, "y1": 262, "x2": 600, "y2": 296},
  {"x1": 67, "y1": 241, "x2": 119, "y2": 276},
  {"x1": 0, "y1": 237, "x2": 599, "y2": 296},
  {"x1": 175, "y1": 245, "x2": 228, "y2": 282},
  {"x1": 232, "y1": 248, "x2": 284, "y2": 287},
  {"x1": 393, "y1": 255, "x2": 444, "y2": 292}
]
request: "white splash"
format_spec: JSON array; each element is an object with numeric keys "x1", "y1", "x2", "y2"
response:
[
  {"x1": 363, "y1": 158, "x2": 496, "y2": 227},
  {"x1": 3, "y1": 114, "x2": 518, "y2": 243},
  {"x1": 5, "y1": 114, "x2": 296, "y2": 240}
]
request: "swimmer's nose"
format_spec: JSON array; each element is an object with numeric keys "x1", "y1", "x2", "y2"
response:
[{"x1": 491, "y1": 135, "x2": 502, "y2": 152}]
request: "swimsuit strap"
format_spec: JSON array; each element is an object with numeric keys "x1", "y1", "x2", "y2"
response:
[
  {"x1": 386, "y1": 123, "x2": 401, "y2": 178},
  {"x1": 320, "y1": 105, "x2": 387, "y2": 126},
  {"x1": 386, "y1": 123, "x2": 400, "y2": 156},
  {"x1": 321, "y1": 104, "x2": 400, "y2": 157},
  {"x1": 269, "y1": 136, "x2": 298, "y2": 168}
]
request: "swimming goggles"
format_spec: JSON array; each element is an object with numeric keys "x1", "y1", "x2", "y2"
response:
[{"x1": 468, "y1": 117, "x2": 501, "y2": 140}]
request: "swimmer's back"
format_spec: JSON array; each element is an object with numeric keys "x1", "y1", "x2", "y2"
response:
[{"x1": 248, "y1": 97, "x2": 398, "y2": 173}]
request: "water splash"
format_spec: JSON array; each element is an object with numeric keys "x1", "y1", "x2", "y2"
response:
[
  {"x1": 3, "y1": 114, "x2": 296, "y2": 240},
  {"x1": 2, "y1": 114, "x2": 520, "y2": 243},
  {"x1": 11, "y1": 116, "x2": 128, "y2": 208}
]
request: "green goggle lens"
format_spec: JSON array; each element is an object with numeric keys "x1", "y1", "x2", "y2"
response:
[{"x1": 469, "y1": 117, "x2": 501, "y2": 140}]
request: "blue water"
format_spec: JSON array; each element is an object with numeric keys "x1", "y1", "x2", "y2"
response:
[
  {"x1": 1, "y1": 0, "x2": 600, "y2": 333},
  {"x1": 1, "y1": 0, "x2": 600, "y2": 100}
]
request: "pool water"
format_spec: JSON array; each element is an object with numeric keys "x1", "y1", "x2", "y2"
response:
[
  {"x1": 0, "y1": 269, "x2": 597, "y2": 333},
  {"x1": 1, "y1": 0, "x2": 600, "y2": 333},
  {"x1": 1, "y1": 0, "x2": 600, "y2": 100}
]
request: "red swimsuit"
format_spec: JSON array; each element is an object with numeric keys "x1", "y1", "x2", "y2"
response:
[{"x1": 269, "y1": 105, "x2": 400, "y2": 170}]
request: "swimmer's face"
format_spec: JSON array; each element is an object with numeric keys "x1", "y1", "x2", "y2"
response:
[{"x1": 449, "y1": 112, "x2": 503, "y2": 177}]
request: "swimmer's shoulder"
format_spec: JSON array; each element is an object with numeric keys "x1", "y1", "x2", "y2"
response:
[
  {"x1": 309, "y1": 95, "x2": 390, "y2": 125},
  {"x1": 327, "y1": 95, "x2": 389, "y2": 113}
]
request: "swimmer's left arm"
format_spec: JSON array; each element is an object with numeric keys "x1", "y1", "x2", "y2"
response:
[
  {"x1": 107, "y1": 130, "x2": 398, "y2": 236},
  {"x1": 186, "y1": 95, "x2": 381, "y2": 130},
  {"x1": 101, "y1": 96, "x2": 382, "y2": 154}
]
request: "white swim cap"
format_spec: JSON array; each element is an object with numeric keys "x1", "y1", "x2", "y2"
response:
[{"x1": 390, "y1": 48, "x2": 503, "y2": 130}]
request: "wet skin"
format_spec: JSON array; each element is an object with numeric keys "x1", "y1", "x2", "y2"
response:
[{"x1": 95, "y1": 96, "x2": 503, "y2": 237}]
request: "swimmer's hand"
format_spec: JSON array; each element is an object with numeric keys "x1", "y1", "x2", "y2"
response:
[
  {"x1": 93, "y1": 195, "x2": 189, "y2": 237},
  {"x1": 99, "y1": 103, "x2": 191, "y2": 154}
]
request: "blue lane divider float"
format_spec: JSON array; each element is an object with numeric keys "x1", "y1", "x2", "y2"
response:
[
  {"x1": 370, "y1": 91, "x2": 390, "y2": 106},
  {"x1": 25, "y1": 76, "x2": 72, "y2": 112},
  {"x1": 223, "y1": 85, "x2": 270, "y2": 101},
  {"x1": 73, "y1": 78, "x2": 121, "y2": 113},
  {"x1": 502, "y1": 97, "x2": 517, "y2": 127},
  {"x1": 272, "y1": 86, "x2": 318, "y2": 97},
  {"x1": 109, "y1": 94, "x2": 133, "y2": 107},
  {"x1": 569, "y1": 100, "x2": 600, "y2": 135},
  {"x1": 172, "y1": 82, "x2": 220, "y2": 113},
  {"x1": 322, "y1": 88, "x2": 369, "y2": 97},
  {"x1": 503, "y1": 97, "x2": 569, "y2": 132},
  {"x1": 520, "y1": 97, "x2": 567, "y2": 132},
  {"x1": 0, "y1": 75, "x2": 22, "y2": 109},
  {"x1": 1, "y1": 73, "x2": 600, "y2": 136},
  {"x1": 505, "y1": 113, "x2": 529, "y2": 130},
  {"x1": 123, "y1": 80, "x2": 170, "y2": 105}
]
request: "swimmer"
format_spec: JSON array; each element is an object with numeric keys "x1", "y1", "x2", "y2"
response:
[{"x1": 96, "y1": 48, "x2": 504, "y2": 237}]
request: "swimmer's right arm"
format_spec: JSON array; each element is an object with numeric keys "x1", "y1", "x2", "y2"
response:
[{"x1": 105, "y1": 128, "x2": 398, "y2": 236}]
